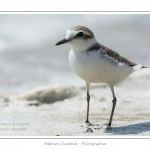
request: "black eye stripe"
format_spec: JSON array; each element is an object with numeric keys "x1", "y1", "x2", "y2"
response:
[{"x1": 76, "y1": 32, "x2": 84, "y2": 37}]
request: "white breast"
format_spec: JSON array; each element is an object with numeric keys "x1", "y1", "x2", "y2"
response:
[{"x1": 69, "y1": 49, "x2": 134, "y2": 86}]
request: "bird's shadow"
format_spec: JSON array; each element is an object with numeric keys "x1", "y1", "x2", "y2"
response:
[{"x1": 105, "y1": 122, "x2": 150, "y2": 135}]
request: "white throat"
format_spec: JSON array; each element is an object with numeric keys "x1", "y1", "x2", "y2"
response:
[{"x1": 67, "y1": 37, "x2": 98, "y2": 52}]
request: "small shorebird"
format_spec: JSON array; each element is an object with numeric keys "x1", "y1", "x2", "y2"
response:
[{"x1": 56, "y1": 25, "x2": 148, "y2": 128}]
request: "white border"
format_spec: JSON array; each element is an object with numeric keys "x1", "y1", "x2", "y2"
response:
[
  {"x1": 1, "y1": 1, "x2": 150, "y2": 147},
  {"x1": 0, "y1": 12, "x2": 150, "y2": 14},
  {"x1": 0, "y1": 0, "x2": 150, "y2": 12}
]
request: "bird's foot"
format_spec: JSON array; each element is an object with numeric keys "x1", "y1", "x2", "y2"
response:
[
  {"x1": 79, "y1": 121, "x2": 99, "y2": 128},
  {"x1": 99, "y1": 123, "x2": 111, "y2": 130}
]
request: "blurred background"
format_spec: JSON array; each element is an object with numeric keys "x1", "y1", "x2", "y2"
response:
[{"x1": 0, "y1": 14, "x2": 150, "y2": 96}]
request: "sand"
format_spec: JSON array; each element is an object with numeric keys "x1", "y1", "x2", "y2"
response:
[{"x1": 1, "y1": 69, "x2": 150, "y2": 136}]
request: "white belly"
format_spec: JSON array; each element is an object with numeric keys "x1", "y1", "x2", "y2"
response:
[{"x1": 69, "y1": 49, "x2": 134, "y2": 86}]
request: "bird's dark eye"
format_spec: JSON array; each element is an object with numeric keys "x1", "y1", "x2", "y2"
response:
[{"x1": 76, "y1": 32, "x2": 84, "y2": 37}]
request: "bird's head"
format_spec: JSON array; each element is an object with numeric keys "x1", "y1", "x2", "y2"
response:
[{"x1": 56, "y1": 25, "x2": 98, "y2": 51}]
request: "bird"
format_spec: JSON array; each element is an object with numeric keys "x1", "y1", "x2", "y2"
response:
[{"x1": 55, "y1": 25, "x2": 149, "y2": 128}]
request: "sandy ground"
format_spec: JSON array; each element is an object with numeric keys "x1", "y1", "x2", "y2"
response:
[{"x1": 1, "y1": 69, "x2": 150, "y2": 136}]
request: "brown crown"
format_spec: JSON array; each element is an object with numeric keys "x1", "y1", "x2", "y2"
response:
[{"x1": 70, "y1": 25, "x2": 94, "y2": 37}]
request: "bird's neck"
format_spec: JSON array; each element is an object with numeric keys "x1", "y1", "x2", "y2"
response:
[{"x1": 71, "y1": 38, "x2": 98, "y2": 52}]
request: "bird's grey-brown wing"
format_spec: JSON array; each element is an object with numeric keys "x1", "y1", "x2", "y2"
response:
[
  {"x1": 87, "y1": 43, "x2": 148, "y2": 68},
  {"x1": 99, "y1": 44, "x2": 137, "y2": 67}
]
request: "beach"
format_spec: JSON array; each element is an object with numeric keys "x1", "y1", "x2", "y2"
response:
[{"x1": 1, "y1": 69, "x2": 150, "y2": 136}]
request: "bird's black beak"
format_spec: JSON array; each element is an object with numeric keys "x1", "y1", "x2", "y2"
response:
[{"x1": 55, "y1": 38, "x2": 68, "y2": 46}]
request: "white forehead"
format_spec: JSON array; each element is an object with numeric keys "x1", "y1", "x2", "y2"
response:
[{"x1": 65, "y1": 29, "x2": 90, "y2": 39}]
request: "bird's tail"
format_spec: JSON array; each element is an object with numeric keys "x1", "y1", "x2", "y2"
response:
[
  {"x1": 133, "y1": 64, "x2": 149, "y2": 71},
  {"x1": 142, "y1": 66, "x2": 149, "y2": 69}
]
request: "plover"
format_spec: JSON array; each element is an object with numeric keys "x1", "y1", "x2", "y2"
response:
[{"x1": 55, "y1": 25, "x2": 148, "y2": 128}]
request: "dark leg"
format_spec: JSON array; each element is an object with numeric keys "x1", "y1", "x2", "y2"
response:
[
  {"x1": 108, "y1": 86, "x2": 117, "y2": 127},
  {"x1": 108, "y1": 97, "x2": 117, "y2": 127},
  {"x1": 85, "y1": 92, "x2": 90, "y2": 123},
  {"x1": 84, "y1": 82, "x2": 99, "y2": 129},
  {"x1": 84, "y1": 83, "x2": 95, "y2": 133},
  {"x1": 85, "y1": 82, "x2": 90, "y2": 124}
]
